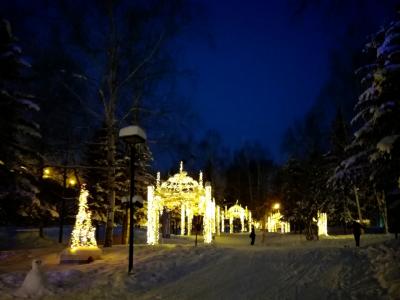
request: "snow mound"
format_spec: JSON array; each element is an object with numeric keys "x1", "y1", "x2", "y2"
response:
[{"x1": 365, "y1": 239, "x2": 400, "y2": 299}]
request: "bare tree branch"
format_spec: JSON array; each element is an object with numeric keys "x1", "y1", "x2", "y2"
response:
[{"x1": 116, "y1": 31, "x2": 165, "y2": 92}]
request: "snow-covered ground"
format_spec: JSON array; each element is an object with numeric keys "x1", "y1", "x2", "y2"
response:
[{"x1": 0, "y1": 232, "x2": 399, "y2": 299}]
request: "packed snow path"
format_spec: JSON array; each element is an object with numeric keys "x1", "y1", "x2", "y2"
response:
[{"x1": 0, "y1": 232, "x2": 398, "y2": 299}]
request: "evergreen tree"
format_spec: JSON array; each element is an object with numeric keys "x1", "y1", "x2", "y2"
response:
[
  {"x1": 326, "y1": 109, "x2": 356, "y2": 225},
  {"x1": 335, "y1": 10, "x2": 400, "y2": 232},
  {"x1": 84, "y1": 123, "x2": 153, "y2": 242},
  {"x1": 83, "y1": 124, "x2": 129, "y2": 226},
  {"x1": 0, "y1": 19, "x2": 47, "y2": 225}
]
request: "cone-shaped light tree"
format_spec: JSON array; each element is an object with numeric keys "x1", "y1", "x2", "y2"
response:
[{"x1": 70, "y1": 185, "x2": 97, "y2": 250}]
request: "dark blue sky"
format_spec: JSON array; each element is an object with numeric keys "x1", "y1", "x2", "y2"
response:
[{"x1": 176, "y1": 0, "x2": 396, "y2": 162}]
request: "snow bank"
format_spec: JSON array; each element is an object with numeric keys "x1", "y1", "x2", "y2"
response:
[
  {"x1": 365, "y1": 239, "x2": 400, "y2": 299},
  {"x1": 0, "y1": 233, "x2": 398, "y2": 299}
]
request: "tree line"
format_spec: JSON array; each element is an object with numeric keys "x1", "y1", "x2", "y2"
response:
[{"x1": 0, "y1": 0, "x2": 197, "y2": 246}]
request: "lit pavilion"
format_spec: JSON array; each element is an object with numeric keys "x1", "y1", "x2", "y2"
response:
[{"x1": 147, "y1": 162, "x2": 218, "y2": 245}]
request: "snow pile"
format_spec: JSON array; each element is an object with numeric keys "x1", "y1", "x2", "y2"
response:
[
  {"x1": 377, "y1": 135, "x2": 400, "y2": 154},
  {"x1": 366, "y1": 239, "x2": 400, "y2": 299},
  {"x1": 0, "y1": 233, "x2": 398, "y2": 299}
]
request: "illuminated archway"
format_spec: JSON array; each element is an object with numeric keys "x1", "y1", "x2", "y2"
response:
[
  {"x1": 147, "y1": 162, "x2": 218, "y2": 245},
  {"x1": 267, "y1": 211, "x2": 290, "y2": 233},
  {"x1": 222, "y1": 201, "x2": 252, "y2": 233}
]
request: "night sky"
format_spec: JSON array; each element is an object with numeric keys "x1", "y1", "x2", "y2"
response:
[
  {"x1": 176, "y1": 0, "x2": 396, "y2": 162},
  {"x1": 1, "y1": 0, "x2": 397, "y2": 166}
]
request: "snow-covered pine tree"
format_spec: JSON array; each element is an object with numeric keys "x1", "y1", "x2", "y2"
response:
[
  {"x1": 84, "y1": 123, "x2": 154, "y2": 243},
  {"x1": 0, "y1": 19, "x2": 44, "y2": 225},
  {"x1": 83, "y1": 124, "x2": 129, "y2": 230},
  {"x1": 279, "y1": 155, "x2": 331, "y2": 239},
  {"x1": 336, "y1": 10, "x2": 400, "y2": 233},
  {"x1": 326, "y1": 109, "x2": 356, "y2": 225}
]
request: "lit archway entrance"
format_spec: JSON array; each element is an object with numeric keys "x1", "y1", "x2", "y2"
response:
[
  {"x1": 221, "y1": 201, "x2": 252, "y2": 233},
  {"x1": 147, "y1": 162, "x2": 217, "y2": 245}
]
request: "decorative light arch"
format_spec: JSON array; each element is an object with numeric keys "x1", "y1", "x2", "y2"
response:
[
  {"x1": 267, "y1": 211, "x2": 290, "y2": 233},
  {"x1": 147, "y1": 162, "x2": 218, "y2": 245},
  {"x1": 222, "y1": 201, "x2": 252, "y2": 233}
]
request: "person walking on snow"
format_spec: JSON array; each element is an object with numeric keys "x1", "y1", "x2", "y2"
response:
[
  {"x1": 249, "y1": 226, "x2": 256, "y2": 245},
  {"x1": 352, "y1": 220, "x2": 365, "y2": 247}
]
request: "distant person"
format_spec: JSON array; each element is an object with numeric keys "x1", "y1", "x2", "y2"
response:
[
  {"x1": 311, "y1": 222, "x2": 319, "y2": 240},
  {"x1": 249, "y1": 226, "x2": 256, "y2": 245},
  {"x1": 352, "y1": 220, "x2": 365, "y2": 247}
]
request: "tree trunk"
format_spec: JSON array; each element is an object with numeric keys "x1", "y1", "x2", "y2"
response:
[
  {"x1": 103, "y1": 12, "x2": 118, "y2": 247},
  {"x1": 376, "y1": 190, "x2": 388, "y2": 234},
  {"x1": 104, "y1": 127, "x2": 116, "y2": 247},
  {"x1": 121, "y1": 206, "x2": 129, "y2": 244},
  {"x1": 353, "y1": 186, "x2": 363, "y2": 223},
  {"x1": 58, "y1": 167, "x2": 67, "y2": 243},
  {"x1": 39, "y1": 223, "x2": 44, "y2": 238}
]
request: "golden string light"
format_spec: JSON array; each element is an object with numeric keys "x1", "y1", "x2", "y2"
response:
[
  {"x1": 70, "y1": 186, "x2": 98, "y2": 250},
  {"x1": 146, "y1": 162, "x2": 216, "y2": 245}
]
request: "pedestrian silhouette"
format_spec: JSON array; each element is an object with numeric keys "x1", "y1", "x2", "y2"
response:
[
  {"x1": 249, "y1": 226, "x2": 256, "y2": 245},
  {"x1": 352, "y1": 220, "x2": 365, "y2": 247}
]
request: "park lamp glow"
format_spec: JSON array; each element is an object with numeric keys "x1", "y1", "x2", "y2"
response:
[
  {"x1": 273, "y1": 203, "x2": 280, "y2": 210},
  {"x1": 43, "y1": 168, "x2": 51, "y2": 179},
  {"x1": 70, "y1": 185, "x2": 98, "y2": 251}
]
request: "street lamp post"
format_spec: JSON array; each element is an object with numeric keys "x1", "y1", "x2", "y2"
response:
[{"x1": 119, "y1": 125, "x2": 146, "y2": 274}]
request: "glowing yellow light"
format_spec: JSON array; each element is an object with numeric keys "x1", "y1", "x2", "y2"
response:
[
  {"x1": 273, "y1": 203, "x2": 280, "y2": 210},
  {"x1": 248, "y1": 211, "x2": 252, "y2": 231},
  {"x1": 221, "y1": 210, "x2": 225, "y2": 233},
  {"x1": 146, "y1": 162, "x2": 217, "y2": 245},
  {"x1": 203, "y1": 189, "x2": 214, "y2": 244},
  {"x1": 186, "y1": 205, "x2": 193, "y2": 236},
  {"x1": 226, "y1": 201, "x2": 251, "y2": 233},
  {"x1": 43, "y1": 168, "x2": 51, "y2": 178},
  {"x1": 199, "y1": 171, "x2": 203, "y2": 187},
  {"x1": 317, "y1": 211, "x2": 328, "y2": 236},
  {"x1": 216, "y1": 205, "x2": 220, "y2": 235},
  {"x1": 146, "y1": 186, "x2": 159, "y2": 245},
  {"x1": 70, "y1": 186, "x2": 98, "y2": 249},
  {"x1": 267, "y1": 210, "x2": 290, "y2": 233},
  {"x1": 69, "y1": 178, "x2": 76, "y2": 186}
]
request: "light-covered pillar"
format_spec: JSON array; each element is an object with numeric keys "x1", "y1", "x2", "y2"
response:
[
  {"x1": 186, "y1": 205, "x2": 193, "y2": 236},
  {"x1": 147, "y1": 186, "x2": 159, "y2": 245},
  {"x1": 318, "y1": 211, "x2": 328, "y2": 236},
  {"x1": 203, "y1": 198, "x2": 213, "y2": 244},
  {"x1": 203, "y1": 185, "x2": 213, "y2": 243},
  {"x1": 211, "y1": 199, "x2": 216, "y2": 234},
  {"x1": 267, "y1": 216, "x2": 272, "y2": 232},
  {"x1": 221, "y1": 210, "x2": 225, "y2": 233},
  {"x1": 156, "y1": 172, "x2": 160, "y2": 188},
  {"x1": 229, "y1": 216, "x2": 233, "y2": 234},
  {"x1": 199, "y1": 171, "x2": 203, "y2": 187},
  {"x1": 181, "y1": 203, "x2": 186, "y2": 236},
  {"x1": 248, "y1": 211, "x2": 252, "y2": 231},
  {"x1": 240, "y1": 210, "x2": 245, "y2": 232},
  {"x1": 216, "y1": 205, "x2": 220, "y2": 235}
]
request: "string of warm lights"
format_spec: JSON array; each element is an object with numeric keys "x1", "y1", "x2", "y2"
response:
[
  {"x1": 216, "y1": 205, "x2": 220, "y2": 235},
  {"x1": 147, "y1": 186, "x2": 159, "y2": 245},
  {"x1": 317, "y1": 211, "x2": 328, "y2": 236},
  {"x1": 225, "y1": 201, "x2": 252, "y2": 233},
  {"x1": 146, "y1": 162, "x2": 217, "y2": 245},
  {"x1": 221, "y1": 210, "x2": 225, "y2": 233},
  {"x1": 70, "y1": 186, "x2": 97, "y2": 250}
]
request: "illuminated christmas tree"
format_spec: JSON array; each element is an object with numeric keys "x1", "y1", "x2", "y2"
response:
[
  {"x1": 70, "y1": 186, "x2": 97, "y2": 249},
  {"x1": 60, "y1": 185, "x2": 101, "y2": 264}
]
